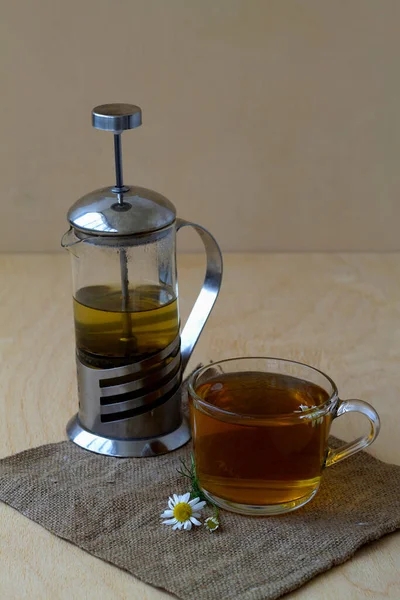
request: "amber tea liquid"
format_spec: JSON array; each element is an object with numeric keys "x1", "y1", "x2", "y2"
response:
[
  {"x1": 191, "y1": 372, "x2": 331, "y2": 507},
  {"x1": 74, "y1": 284, "x2": 179, "y2": 368}
]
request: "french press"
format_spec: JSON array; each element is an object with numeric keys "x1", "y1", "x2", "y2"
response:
[{"x1": 62, "y1": 104, "x2": 223, "y2": 458}]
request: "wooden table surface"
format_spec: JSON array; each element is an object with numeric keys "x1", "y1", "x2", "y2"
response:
[{"x1": 1, "y1": 253, "x2": 400, "y2": 599}]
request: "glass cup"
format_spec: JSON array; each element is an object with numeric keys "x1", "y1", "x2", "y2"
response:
[{"x1": 188, "y1": 357, "x2": 381, "y2": 516}]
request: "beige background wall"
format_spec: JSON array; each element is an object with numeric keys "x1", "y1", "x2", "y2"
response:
[{"x1": 0, "y1": 0, "x2": 399, "y2": 253}]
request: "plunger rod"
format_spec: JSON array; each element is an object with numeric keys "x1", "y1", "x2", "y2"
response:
[
  {"x1": 113, "y1": 133, "x2": 133, "y2": 345},
  {"x1": 113, "y1": 134, "x2": 124, "y2": 199},
  {"x1": 119, "y1": 249, "x2": 129, "y2": 310},
  {"x1": 119, "y1": 248, "x2": 134, "y2": 349}
]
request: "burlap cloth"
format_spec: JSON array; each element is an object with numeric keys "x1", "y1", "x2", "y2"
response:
[{"x1": 1, "y1": 399, "x2": 399, "y2": 599}]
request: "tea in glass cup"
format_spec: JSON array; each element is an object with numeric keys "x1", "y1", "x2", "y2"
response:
[{"x1": 188, "y1": 358, "x2": 380, "y2": 516}]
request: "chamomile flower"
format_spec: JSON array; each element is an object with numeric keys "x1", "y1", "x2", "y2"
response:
[
  {"x1": 204, "y1": 516, "x2": 219, "y2": 532},
  {"x1": 161, "y1": 493, "x2": 206, "y2": 531},
  {"x1": 298, "y1": 404, "x2": 324, "y2": 427}
]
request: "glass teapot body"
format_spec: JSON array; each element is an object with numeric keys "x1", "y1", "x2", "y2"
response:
[
  {"x1": 63, "y1": 226, "x2": 179, "y2": 370},
  {"x1": 63, "y1": 215, "x2": 222, "y2": 458}
]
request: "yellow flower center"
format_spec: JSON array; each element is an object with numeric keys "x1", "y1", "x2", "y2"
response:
[{"x1": 173, "y1": 502, "x2": 192, "y2": 523}]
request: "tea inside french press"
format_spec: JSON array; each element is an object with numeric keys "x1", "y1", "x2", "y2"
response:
[
  {"x1": 74, "y1": 284, "x2": 179, "y2": 368},
  {"x1": 62, "y1": 104, "x2": 222, "y2": 458}
]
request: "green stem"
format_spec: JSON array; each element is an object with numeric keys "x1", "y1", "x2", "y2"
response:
[{"x1": 178, "y1": 453, "x2": 220, "y2": 515}]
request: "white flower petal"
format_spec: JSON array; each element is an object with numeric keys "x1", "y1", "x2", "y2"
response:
[
  {"x1": 183, "y1": 520, "x2": 192, "y2": 530},
  {"x1": 168, "y1": 497, "x2": 175, "y2": 509},
  {"x1": 190, "y1": 501, "x2": 206, "y2": 512},
  {"x1": 190, "y1": 516, "x2": 201, "y2": 526},
  {"x1": 160, "y1": 510, "x2": 174, "y2": 518},
  {"x1": 173, "y1": 494, "x2": 179, "y2": 504},
  {"x1": 172, "y1": 522, "x2": 181, "y2": 530},
  {"x1": 181, "y1": 492, "x2": 191, "y2": 504},
  {"x1": 192, "y1": 512, "x2": 201, "y2": 519},
  {"x1": 162, "y1": 518, "x2": 177, "y2": 525},
  {"x1": 188, "y1": 497, "x2": 200, "y2": 507}
]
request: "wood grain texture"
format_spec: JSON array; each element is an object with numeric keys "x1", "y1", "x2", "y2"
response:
[{"x1": 1, "y1": 253, "x2": 400, "y2": 599}]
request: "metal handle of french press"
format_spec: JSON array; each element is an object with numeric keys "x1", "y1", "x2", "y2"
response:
[{"x1": 176, "y1": 219, "x2": 223, "y2": 371}]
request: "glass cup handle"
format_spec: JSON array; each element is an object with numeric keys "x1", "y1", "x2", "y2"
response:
[
  {"x1": 176, "y1": 218, "x2": 223, "y2": 372},
  {"x1": 325, "y1": 399, "x2": 381, "y2": 468}
]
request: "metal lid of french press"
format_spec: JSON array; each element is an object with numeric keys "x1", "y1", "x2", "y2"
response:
[{"x1": 67, "y1": 104, "x2": 176, "y2": 236}]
